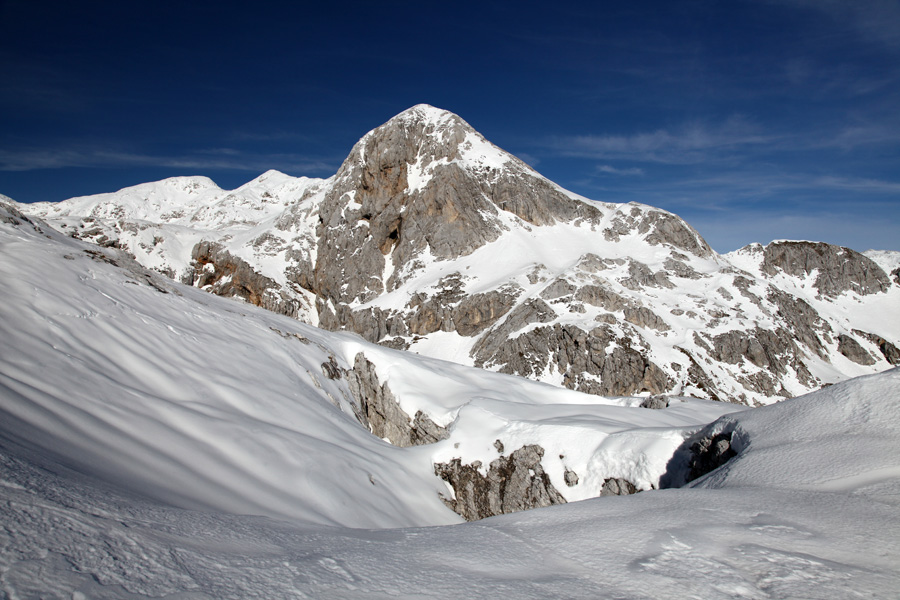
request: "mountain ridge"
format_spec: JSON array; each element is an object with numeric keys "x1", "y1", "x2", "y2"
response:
[{"x1": 15, "y1": 104, "x2": 900, "y2": 405}]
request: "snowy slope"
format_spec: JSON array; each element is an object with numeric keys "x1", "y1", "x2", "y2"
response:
[
  {"x1": 2, "y1": 361, "x2": 898, "y2": 598},
  {"x1": 0, "y1": 202, "x2": 744, "y2": 527},
  {"x1": 2, "y1": 188, "x2": 899, "y2": 597}
]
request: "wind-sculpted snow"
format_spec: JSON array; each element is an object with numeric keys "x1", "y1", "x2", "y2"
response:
[
  {"x1": 2, "y1": 322, "x2": 898, "y2": 598},
  {"x1": 0, "y1": 202, "x2": 743, "y2": 529},
  {"x1": 3, "y1": 202, "x2": 900, "y2": 597},
  {"x1": 13, "y1": 105, "x2": 900, "y2": 406}
]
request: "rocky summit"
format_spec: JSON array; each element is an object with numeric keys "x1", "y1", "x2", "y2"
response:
[{"x1": 20, "y1": 104, "x2": 900, "y2": 405}]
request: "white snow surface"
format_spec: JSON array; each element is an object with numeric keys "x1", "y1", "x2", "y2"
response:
[
  {"x1": 3, "y1": 200, "x2": 900, "y2": 598},
  {"x1": 0, "y1": 204, "x2": 739, "y2": 526},
  {"x1": 864, "y1": 249, "x2": 900, "y2": 274}
]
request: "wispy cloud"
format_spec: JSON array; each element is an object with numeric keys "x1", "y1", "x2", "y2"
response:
[
  {"x1": 648, "y1": 172, "x2": 900, "y2": 209},
  {"x1": 596, "y1": 164, "x2": 644, "y2": 176},
  {"x1": 568, "y1": 164, "x2": 900, "y2": 221},
  {"x1": 815, "y1": 122, "x2": 900, "y2": 150},
  {"x1": 549, "y1": 116, "x2": 777, "y2": 164},
  {"x1": 811, "y1": 175, "x2": 900, "y2": 193},
  {"x1": 0, "y1": 146, "x2": 338, "y2": 175},
  {"x1": 774, "y1": 0, "x2": 900, "y2": 50}
]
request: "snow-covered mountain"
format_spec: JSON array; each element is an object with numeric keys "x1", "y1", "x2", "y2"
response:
[
  {"x1": 3, "y1": 189, "x2": 900, "y2": 599},
  {"x1": 0, "y1": 200, "x2": 743, "y2": 525},
  {"x1": 20, "y1": 105, "x2": 900, "y2": 407}
]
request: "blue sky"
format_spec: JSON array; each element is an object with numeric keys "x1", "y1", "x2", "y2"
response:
[{"x1": 1, "y1": 0, "x2": 898, "y2": 252}]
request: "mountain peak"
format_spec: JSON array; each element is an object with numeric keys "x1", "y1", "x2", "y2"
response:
[{"x1": 393, "y1": 103, "x2": 460, "y2": 127}]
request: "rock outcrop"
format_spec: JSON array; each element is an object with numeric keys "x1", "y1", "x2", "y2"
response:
[
  {"x1": 761, "y1": 241, "x2": 890, "y2": 297},
  {"x1": 190, "y1": 241, "x2": 304, "y2": 318},
  {"x1": 686, "y1": 432, "x2": 738, "y2": 483},
  {"x1": 600, "y1": 477, "x2": 639, "y2": 496},
  {"x1": 837, "y1": 334, "x2": 876, "y2": 365},
  {"x1": 853, "y1": 331, "x2": 900, "y2": 365},
  {"x1": 474, "y1": 322, "x2": 670, "y2": 397},
  {"x1": 433, "y1": 444, "x2": 566, "y2": 521},
  {"x1": 660, "y1": 425, "x2": 740, "y2": 489},
  {"x1": 640, "y1": 395, "x2": 670, "y2": 409},
  {"x1": 344, "y1": 353, "x2": 448, "y2": 447}
]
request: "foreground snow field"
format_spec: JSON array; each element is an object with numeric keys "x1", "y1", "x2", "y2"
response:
[
  {"x1": 2, "y1": 368, "x2": 898, "y2": 599},
  {"x1": 2, "y1": 203, "x2": 899, "y2": 597}
]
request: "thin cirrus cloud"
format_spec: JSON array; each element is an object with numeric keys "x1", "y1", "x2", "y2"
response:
[
  {"x1": 596, "y1": 165, "x2": 644, "y2": 176},
  {"x1": 550, "y1": 118, "x2": 777, "y2": 164},
  {"x1": 642, "y1": 171, "x2": 900, "y2": 206},
  {"x1": 0, "y1": 147, "x2": 337, "y2": 176},
  {"x1": 775, "y1": 0, "x2": 900, "y2": 50}
]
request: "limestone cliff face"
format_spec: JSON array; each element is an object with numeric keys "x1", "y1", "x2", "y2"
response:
[
  {"x1": 761, "y1": 241, "x2": 890, "y2": 297},
  {"x1": 310, "y1": 105, "x2": 608, "y2": 310},
  {"x1": 190, "y1": 241, "x2": 306, "y2": 318},
  {"x1": 344, "y1": 352, "x2": 449, "y2": 447},
  {"x1": 304, "y1": 106, "x2": 729, "y2": 400}
]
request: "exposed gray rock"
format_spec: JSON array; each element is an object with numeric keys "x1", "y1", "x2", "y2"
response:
[
  {"x1": 540, "y1": 278, "x2": 577, "y2": 300},
  {"x1": 732, "y1": 275, "x2": 765, "y2": 309},
  {"x1": 767, "y1": 288, "x2": 831, "y2": 359},
  {"x1": 659, "y1": 426, "x2": 739, "y2": 489},
  {"x1": 191, "y1": 241, "x2": 303, "y2": 317},
  {"x1": 406, "y1": 281, "x2": 522, "y2": 338},
  {"x1": 687, "y1": 431, "x2": 737, "y2": 483},
  {"x1": 600, "y1": 478, "x2": 638, "y2": 496},
  {"x1": 620, "y1": 260, "x2": 674, "y2": 290},
  {"x1": 707, "y1": 326, "x2": 817, "y2": 396},
  {"x1": 853, "y1": 331, "x2": 900, "y2": 365},
  {"x1": 640, "y1": 395, "x2": 670, "y2": 409},
  {"x1": 575, "y1": 283, "x2": 629, "y2": 312},
  {"x1": 837, "y1": 334, "x2": 876, "y2": 365},
  {"x1": 434, "y1": 444, "x2": 566, "y2": 521},
  {"x1": 761, "y1": 241, "x2": 890, "y2": 297},
  {"x1": 475, "y1": 323, "x2": 670, "y2": 397},
  {"x1": 624, "y1": 306, "x2": 670, "y2": 332},
  {"x1": 676, "y1": 347, "x2": 726, "y2": 403},
  {"x1": 0, "y1": 201, "x2": 36, "y2": 227},
  {"x1": 344, "y1": 353, "x2": 449, "y2": 447},
  {"x1": 318, "y1": 303, "x2": 409, "y2": 345},
  {"x1": 638, "y1": 209, "x2": 713, "y2": 258},
  {"x1": 470, "y1": 298, "x2": 557, "y2": 365},
  {"x1": 320, "y1": 356, "x2": 342, "y2": 379},
  {"x1": 603, "y1": 205, "x2": 712, "y2": 258},
  {"x1": 663, "y1": 256, "x2": 704, "y2": 279},
  {"x1": 454, "y1": 287, "x2": 522, "y2": 337}
]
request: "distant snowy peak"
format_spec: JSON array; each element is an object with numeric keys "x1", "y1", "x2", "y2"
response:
[
  {"x1": 26, "y1": 176, "x2": 223, "y2": 221},
  {"x1": 24, "y1": 170, "x2": 326, "y2": 230},
  {"x1": 864, "y1": 249, "x2": 900, "y2": 281}
]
